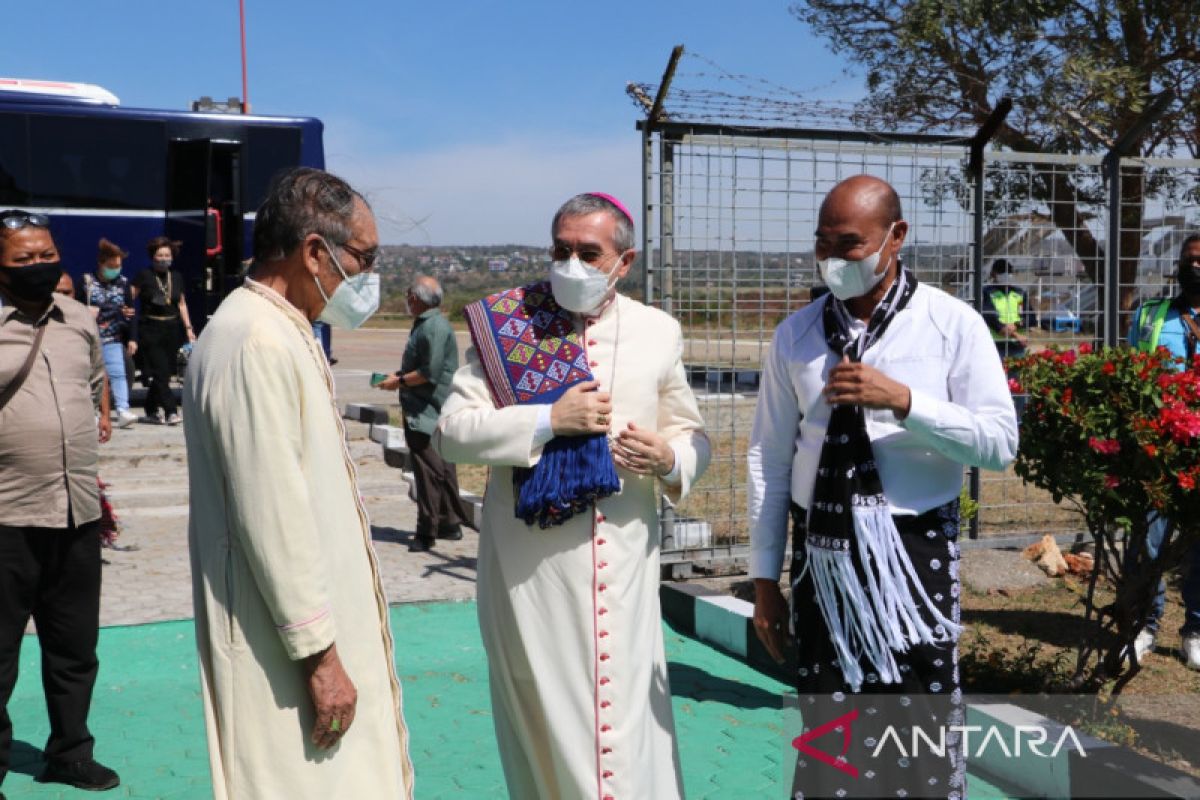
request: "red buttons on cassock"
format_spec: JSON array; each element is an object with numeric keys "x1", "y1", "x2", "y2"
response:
[
  {"x1": 603, "y1": 770, "x2": 614, "y2": 779},
  {"x1": 590, "y1": 360, "x2": 599, "y2": 367},
  {"x1": 598, "y1": 583, "x2": 607, "y2": 592},
  {"x1": 598, "y1": 561, "x2": 608, "y2": 569},
  {"x1": 597, "y1": 514, "x2": 606, "y2": 523},
  {"x1": 599, "y1": 630, "x2": 609, "y2": 637},
  {"x1": 601, "y1": 700, "x2": 612, "y2": 708},
  {"x1": 588, "y1": 339, "x2": 597, "y2": 346},
  {"x1": 600, "y1": 677, "x2": 610, "y2": 685},
  {"x1": 600, "y1": 653, "x2": 610, "y2": 661},
  {"x1": 603, "y1": 795, "x2": 614, "y2": 800},
  {"x1": 596, "y1": 538, "x2": 606, "y2": 545},
  {"x1": 602, "y1": 747, "x2": 613, "y2": 755},
  {"x1": 601, "y1": 724, "x2": 612, "y2": 732}
]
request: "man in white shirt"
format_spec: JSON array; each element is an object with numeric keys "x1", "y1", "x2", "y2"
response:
[{"x1": 748, "y1": 175, "x2": 1017, "y2": 799}]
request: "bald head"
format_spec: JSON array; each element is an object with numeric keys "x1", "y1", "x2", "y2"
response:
[
  {"x1": 814, "y1": 175, "x2": 909, "y2": 306},
  {"x1": 820, "y1": 175, "x2": 903, "y2": 229},
  {"x1": 408, "y1": 274, "x2": 443, "y2": 314}
]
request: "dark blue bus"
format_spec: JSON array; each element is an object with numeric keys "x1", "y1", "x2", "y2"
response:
[{"x1": 0, "y1": 79, "x2": 324, "y2": 327}]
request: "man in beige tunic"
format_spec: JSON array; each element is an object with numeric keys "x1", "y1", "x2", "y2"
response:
[
  {"x1": 436, "y1": 192, "x2": 710, "y2": 799},
  {"x1": 184, "y1": 168, "x2": 413, "y2": 799}
]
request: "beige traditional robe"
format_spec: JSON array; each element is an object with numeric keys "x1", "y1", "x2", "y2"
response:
[
  {"x1": 183, "y1": 282, "x2": 413, "y2": 799},
  {"x1": 435, "y1": 293, "x2": 710, "y2": 800}
]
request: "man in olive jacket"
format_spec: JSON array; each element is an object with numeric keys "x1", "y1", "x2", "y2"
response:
[{"x1": 378, "y1": 275, "x2": 472, "y2": 551}]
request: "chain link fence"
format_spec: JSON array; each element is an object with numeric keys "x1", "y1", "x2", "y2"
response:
[{"x1": 640, "y1": 123, "x2": 1200, "y2": 569}]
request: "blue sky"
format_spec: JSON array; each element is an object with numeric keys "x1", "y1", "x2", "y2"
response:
[{"x1": 5, "y1": 1, "x2": 862, "y2": 244}]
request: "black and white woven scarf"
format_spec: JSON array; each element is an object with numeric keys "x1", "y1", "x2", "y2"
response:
[{"x1": 804, "y1": 265, "x2": 961, "y2": 691}]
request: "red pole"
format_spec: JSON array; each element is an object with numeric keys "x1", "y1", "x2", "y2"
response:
[{"x1": 239, "y1": 0, "x2": 250, "y2": 114}]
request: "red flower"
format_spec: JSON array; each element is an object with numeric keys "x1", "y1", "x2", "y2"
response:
[
  {"x1": 1008, "y1": 378, "x2": 1023, "y2": 394},
  {"x1": 1156, "y1": 402, "x2": 1200, "y2": 444},
  {"x1": 1102, "y1": 362, "x2": 1116, "y2": 375},
  {"x1": 1059, "y1": 350, "x2": 1077, "y2": 367},
  {"x1": 1143, "y1": 444, "x2": 1158, "y2": 457},
  {"x1": 1088, "y1": 437, "x2": 1121, "y2": 455},
  {"x1": 1104, "y1": 475, "x2": 1121, "y2": 489},
  {"x1": 1079, "y1": 343, "x2": 1093, "y2": 355},
  {"x1": 1179, "y1": 473, "x2": 1196, "y2": 491}
]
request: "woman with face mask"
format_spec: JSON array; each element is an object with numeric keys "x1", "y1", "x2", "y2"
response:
[
  {"x1": 80, "y1": 238, "x2": 138, "y2": 428},
  {"x1": 130, "y1": 237, "x2": 196, "y2": 425}
]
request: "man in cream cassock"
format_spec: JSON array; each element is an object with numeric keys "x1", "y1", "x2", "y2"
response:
[
  {"x1": 436, "y1": 192, "x2": 710, "y2": 799},
  {"x1": 183, "y1": 167, "x2": 413, "y2": 799}
]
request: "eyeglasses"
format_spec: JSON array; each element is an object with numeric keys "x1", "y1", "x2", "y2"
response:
[
  {"x1": 0, "y1": 212, "x2": 50, "y2": 230},
  {"x1": 340, "y1": 242, "x2": 378, "y2": 273},
  {"x1": 549, "y1": 244, "x2": 622, "y2": 266}
]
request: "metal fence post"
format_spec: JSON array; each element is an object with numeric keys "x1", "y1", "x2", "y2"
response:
[
  {"x1": 966, "y1": 98, "x2": 1012, "y2": 540},
  {"x1": 642, "y1": 126, "x2": 655, "y2": 305},
  {"x1": 660, "y1": 137, "x2": 676, "y2": 316},
  {"x1": 1103, "y1": 152, "x2": 1122, "y2": 348}
]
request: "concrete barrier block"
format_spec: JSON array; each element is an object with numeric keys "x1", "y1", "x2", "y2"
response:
[
  {"x1": 369, "y1": 424, "x2": 405, "y2": 449},
  {"x1": 460, "y1": 491, "x2": 484, "y2": 531},
  {"x1": 383, "y1": 445, "x2": 412, "y2": 470},
  {"x1": 343, "y1": 403, "x2": 390, "y2": 424}
]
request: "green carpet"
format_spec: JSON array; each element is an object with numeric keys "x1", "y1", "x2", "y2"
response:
[{"x1": 2, "y1": 602, "x2": 1016, "y2": 799}]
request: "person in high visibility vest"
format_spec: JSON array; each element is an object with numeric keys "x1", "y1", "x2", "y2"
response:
[
  {"x1": 1125, "y1": 233, "x2": 1200, "y2": 668},
  {"x1": 981, "y1": 258, "x2": 1035, "y2": 359}
]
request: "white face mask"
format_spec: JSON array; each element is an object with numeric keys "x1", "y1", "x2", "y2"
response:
[
  {"x1": 993, "y1": 274, "x2": 1012, "y2": 286},
  {"x1": 314, "y1": 238, "x2": 380, "y2": 329},
  {"x1": 550, "y1": 255, "x2": 622, "y2": 314},
  {"x1": 817, "y1": 223, "x2": 896, "y2": 301}
]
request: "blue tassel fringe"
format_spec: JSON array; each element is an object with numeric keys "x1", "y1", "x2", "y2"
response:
[{"x1": 513, "y1": 433, "x2": 621, "y2": 529}]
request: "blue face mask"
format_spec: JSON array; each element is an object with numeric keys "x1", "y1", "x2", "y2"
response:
[{"x1": 100, "y1": 267, "x2": 121, "y2": 281}]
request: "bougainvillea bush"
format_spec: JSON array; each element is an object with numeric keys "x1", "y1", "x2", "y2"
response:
[{"x1": 1011, "y1": 344, "x2": 1200, "y2": 691}]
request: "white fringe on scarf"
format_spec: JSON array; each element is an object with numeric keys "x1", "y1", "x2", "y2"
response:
[{"x1": 802, "y1": 498, "x2": 962, "y2": 692}]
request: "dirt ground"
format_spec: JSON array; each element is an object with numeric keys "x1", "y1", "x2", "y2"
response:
[{"x1": 956, "y1": 569, "x2": 1200, "y2": 777}]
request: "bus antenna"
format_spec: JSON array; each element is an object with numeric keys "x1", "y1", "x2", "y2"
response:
[{"x1": 239, "y1": 0, "x2": 251, "y2": 114}]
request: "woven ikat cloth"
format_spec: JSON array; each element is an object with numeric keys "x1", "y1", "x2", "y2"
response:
[{"x1": 463, "y1": 281, "x2": 594, "y2": 408}]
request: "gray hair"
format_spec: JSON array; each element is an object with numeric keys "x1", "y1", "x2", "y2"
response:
[
  {"x1": 411, "y1": 275, "x2": 443, "y2": 308},
  {"x1": 252, "y1": 167, "x2": 367, "y2": 264},
  {"x1": 551, "y1": 193, "x2": 635, "y2": 253}
]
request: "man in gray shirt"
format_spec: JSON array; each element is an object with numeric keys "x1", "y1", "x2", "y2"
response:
[
  {"x1": 0, "y1": 210, "x2": 119, "y2": 793},
  {"x1": 378, "y1": 275, "x2": 472, "y2": 551}
]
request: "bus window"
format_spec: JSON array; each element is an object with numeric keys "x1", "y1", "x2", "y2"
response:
[
  {"x1": 245, "y1": 125, "x2": 301, "y2": 210},
  {"x1": 29, "y1": 115, "x2": 166, "y2": 209},
  {"x1": 0, "y1": 114, "x2": 30, "y2": 205}
]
